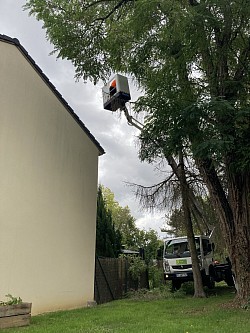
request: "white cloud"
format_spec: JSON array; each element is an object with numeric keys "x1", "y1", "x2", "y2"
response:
[{"x1": 136, "y1": 213, "x2": 166, "y2": 238}]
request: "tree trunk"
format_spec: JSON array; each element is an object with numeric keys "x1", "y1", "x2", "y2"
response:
[
  {"x1": 167, "y1": 155, "x2": 211, "y2": 233},
  {"x1": 227, "y1": 171, "x2": 250, "y2": 303},
  {"x1": 197, "y1": 158, "x2": 250, "y2": 304},
  {"x1": 179, "y1": 152, "x2": 205, "y2": 298}
]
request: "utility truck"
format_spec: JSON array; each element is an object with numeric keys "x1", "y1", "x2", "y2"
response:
[{"x1": 163, "y1": 235, "x2": 234, "y2": 290}]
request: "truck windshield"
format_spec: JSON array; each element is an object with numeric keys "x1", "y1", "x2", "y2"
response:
[{"x1": 164, "y1": 238, "x2": 200, "y2": 258}]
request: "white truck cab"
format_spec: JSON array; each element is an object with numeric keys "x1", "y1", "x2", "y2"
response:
[{"x1": 163, "y1": 235, "x2": 215, "y2": 290}]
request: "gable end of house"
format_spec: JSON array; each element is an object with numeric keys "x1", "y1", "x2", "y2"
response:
[{"x1": 0, "y1": 34, "x2": 105, "y2": 156}]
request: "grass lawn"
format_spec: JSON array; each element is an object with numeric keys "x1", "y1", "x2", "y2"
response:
[{"x1": 2, "y1": 285, "x2": 249, "y2": 333}]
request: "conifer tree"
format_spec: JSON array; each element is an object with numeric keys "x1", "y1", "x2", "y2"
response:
[{"x1": 96, "y1": 186, "x2": 122, "y2": 258}]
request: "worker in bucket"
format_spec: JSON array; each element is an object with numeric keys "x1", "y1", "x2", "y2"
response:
[{"x1": 109, "y1": 79, "x2": 117, "y2": 96}]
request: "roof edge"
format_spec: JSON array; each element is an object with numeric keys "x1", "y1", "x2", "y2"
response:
[{"x1": 0, "y1": 34, "x2": 105, "y2": 156}]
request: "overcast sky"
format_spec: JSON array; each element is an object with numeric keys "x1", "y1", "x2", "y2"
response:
[{"x1": 0, "y1": 0, "x2": 168, "y2": 236}]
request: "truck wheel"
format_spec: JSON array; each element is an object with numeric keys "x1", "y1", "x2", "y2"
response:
[{"x1": 172, "y1": 281, "x2": 182, "y2": 291}]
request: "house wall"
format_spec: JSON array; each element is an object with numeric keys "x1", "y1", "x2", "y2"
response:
[{"x1": 0, "y1": 40, "x2": 100, "y2": 314}]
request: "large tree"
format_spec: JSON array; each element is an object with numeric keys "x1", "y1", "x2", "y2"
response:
[
  {"x1": 101, "y1": 186, "x2": 140, "y2": 249},
  {"x1": 101, "y1": 186, "x2": 162, "y2": 263},
  {"x1": 25, "y1": 0, "x2": 250, "y2": 304}
]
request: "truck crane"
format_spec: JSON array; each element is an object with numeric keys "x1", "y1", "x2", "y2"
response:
[{"x1": 102, "y1": 74, "x2": 235, "y2": 291}]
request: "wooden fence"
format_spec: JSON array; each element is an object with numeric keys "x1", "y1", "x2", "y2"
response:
[{"x1": 94, "y1": 257, "x2": 149, "y2": 304}]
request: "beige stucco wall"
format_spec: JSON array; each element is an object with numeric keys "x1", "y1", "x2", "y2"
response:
[{"x1": 0, "y1": 40, "x2": 100, "y2": 314}]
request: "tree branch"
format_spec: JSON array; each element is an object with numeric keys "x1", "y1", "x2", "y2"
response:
[
  {"x1": 126, "y1": 172, "x2": 176, "y2": 211},
  {"x1": 92, "y1": 0, "x2": 131, "y2": 22},
  {"x1": 196, "y1": 157, "x2": 235, "y2": 241}
]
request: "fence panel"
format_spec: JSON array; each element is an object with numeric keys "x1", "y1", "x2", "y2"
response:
[{"x1": 94, "y1": 257, "x2": 149, "y2": 304}]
